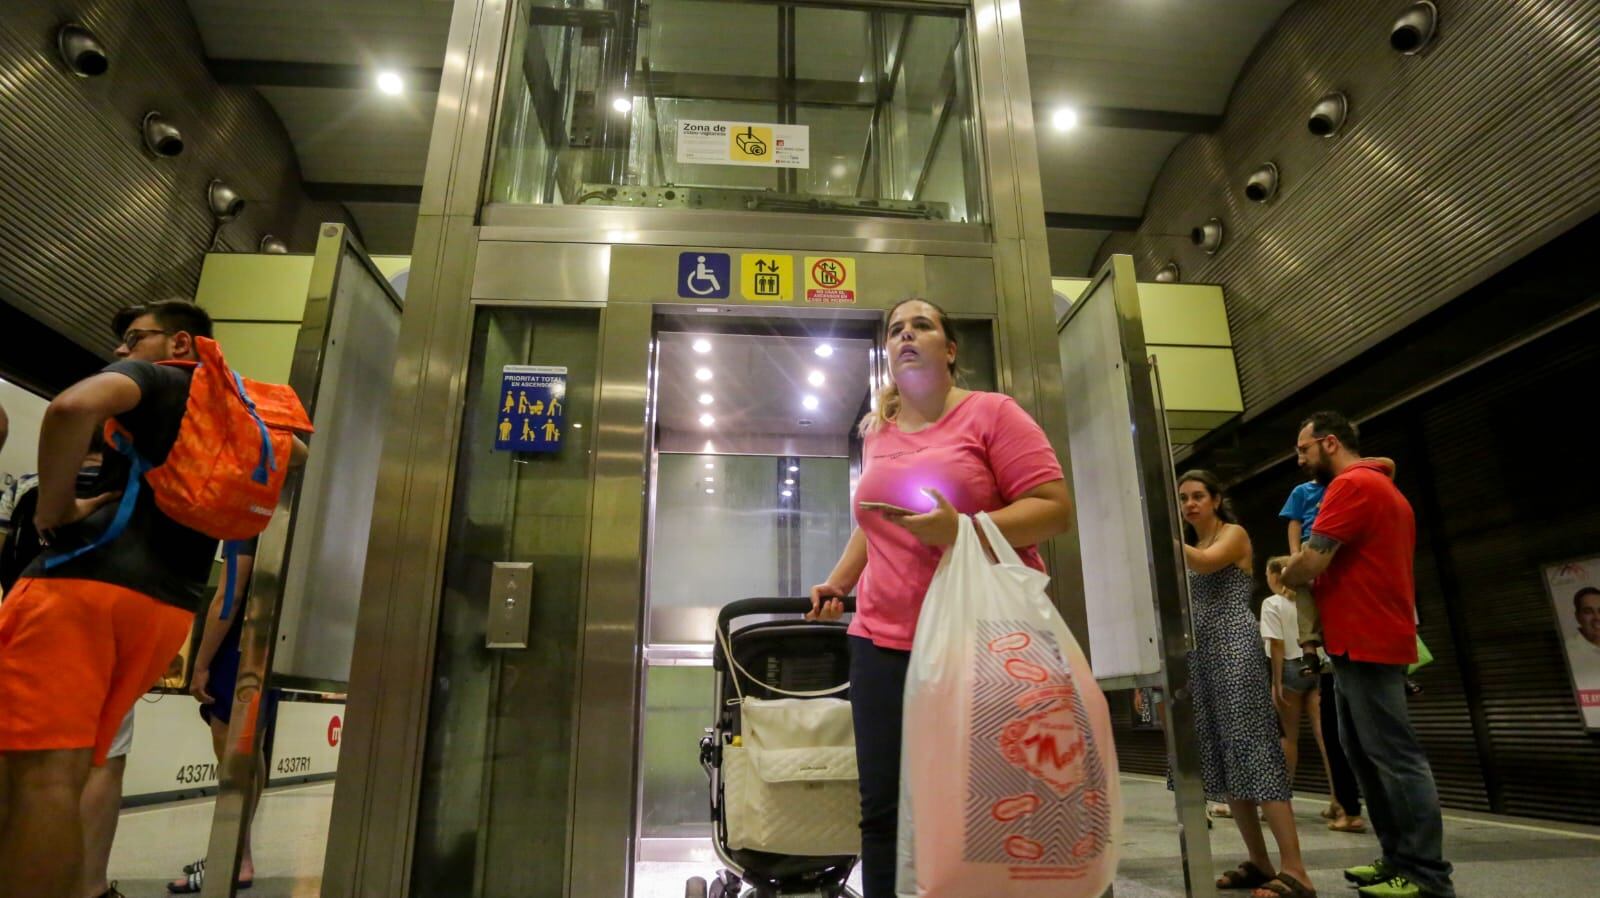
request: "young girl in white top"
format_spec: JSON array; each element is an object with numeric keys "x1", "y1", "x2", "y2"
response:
[{"x1": 1263, "y1": 557, "x2": 1335, "y2": 786}]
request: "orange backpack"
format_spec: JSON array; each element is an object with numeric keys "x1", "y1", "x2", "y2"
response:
[{"x1": 47, "y1": 337, "x2": 312, "y2": 615}]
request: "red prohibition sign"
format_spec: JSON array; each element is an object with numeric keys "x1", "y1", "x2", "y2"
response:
[{"x1": 811, "y1": 258, "x2": 846, "y2": 288}]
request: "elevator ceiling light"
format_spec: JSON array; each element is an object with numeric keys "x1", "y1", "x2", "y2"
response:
[
  {"x1": 694, "y1": 367, "x2": 713, "y2": 382},
  {"x1": 1051, "y1": 106, "x2": 1079, "y2": 132},
  {"x1": 613, "y1": 97, "x2": 633, "y2": 114},
  {"x1": 788, "y1": 465, "x2": 798, "y2": 473},
  {"x1": 705, "y1": 462, "x2": 715, "y2": 470},
  {"x1": 802, "y1": 395, "x2": 820, "y2": 411},
  {"x1": 785, "y1": 478, "x2": 795, "y2": 486},
  {"x1": 781, "y1": 489, "x2": 793, "y2": 498},
  {"x1": 699, "y1": 413, "x2": 715, "y2": 427},
  {"x1": 704, "y1": 476, "x2": 714, "y2": 483},
  {"x1": 376, "y1": 71, "x2": 404, "y2": 95},
  {"x1": 814, "y1": 344, "x2": 834, "y2": 358},
  {"x1": 698, "y1": 393, "x2": 714, "y2": 405},
  {"x1": 692, "y1": 338, "x2": 712, "y2": 354},
  {"x1": 706, "y1": 488, "x2": 716, "y2": 495},
  {"x1": 807, "y1": 370, "x2": 825, "y2": 387}
]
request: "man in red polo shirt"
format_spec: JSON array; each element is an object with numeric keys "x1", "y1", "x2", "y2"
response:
[{"x1": 1282, "y1": 411, "x2": 1453, "y2": 898}]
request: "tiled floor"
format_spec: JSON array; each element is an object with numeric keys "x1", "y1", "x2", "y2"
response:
[{"x1": 105, "y1": 775, "x2": 1600, "y2": 896}]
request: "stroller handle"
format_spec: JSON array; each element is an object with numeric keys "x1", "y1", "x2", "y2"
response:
[{"x1": 715, "y1": 596, "x2": 856, "y2": 637}]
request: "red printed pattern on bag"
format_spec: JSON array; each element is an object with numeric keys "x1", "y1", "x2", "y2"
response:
[{"x1": 962, "y1": 622, "x2": 1111, "y2": 877}]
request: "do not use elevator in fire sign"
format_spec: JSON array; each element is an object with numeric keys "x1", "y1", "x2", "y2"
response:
[{"x1": 496, "y1": 365, "x2": 567, "y2": 453}]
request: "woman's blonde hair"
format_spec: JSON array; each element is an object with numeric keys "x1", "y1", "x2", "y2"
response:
[
  {"x1": 1265, "y1": 556, "x2": 1296, "y2": 598},
  {"x1": 859, "y1": 298, "x2": 959, "y2": 436}
]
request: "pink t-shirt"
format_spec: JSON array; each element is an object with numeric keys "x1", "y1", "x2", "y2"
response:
[{"x1": 848, "y1": 391, "x2": 1063, "y2": 650}]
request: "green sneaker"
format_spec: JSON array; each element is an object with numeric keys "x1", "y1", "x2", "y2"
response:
[
  {"x1": 1344, "y1": 859, "x2": 1393, "y2": 887},
  {"x1": 1357, "y1": 875, "x2": 1421, "y2": 898}
]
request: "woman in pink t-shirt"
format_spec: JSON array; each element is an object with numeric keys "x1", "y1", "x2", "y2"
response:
[{"x1": 806, "y1": 298, "x2": 1073, "y2": 897}]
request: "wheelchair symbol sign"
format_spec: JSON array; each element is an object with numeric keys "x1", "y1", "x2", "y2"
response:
[{"x1": 678, "y1": 252, "x2": 730, "y2": 298}]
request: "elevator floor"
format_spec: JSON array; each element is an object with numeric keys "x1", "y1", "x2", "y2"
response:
[{"x1": 105, "y1": 777, "x2": 1599, "y2": 897}]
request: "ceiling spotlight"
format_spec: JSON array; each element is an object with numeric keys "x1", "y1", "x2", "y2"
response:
[
  {"x1": 802, "y1": 395, "x2": 820, "y2": 411},
  {"x1": 1191, "y1": 218, "x2": 1224, "y2": 255},
  {"x1": 695, "y1": 368, "x2": 713, "y2": 382},
  {"x1": 376, "y1": 71, "x2": 404, "y2": 95},
  {"x1": 807, "y1": 370, "x2": 826, "y2": 387},
  {"x1": 57, "y1": 24, "x2": 108, "y2": 77},
  {"x1": 781, "y1": 489, "x2": 794, "y2": 498},
  {"x1": 1051, "y1": 106, "x2": 1079, "y2": 132},
  {"x1": 1391, "y1": 2, "x2": 1440, "y2": 55},
  {"x1": 1154, "y1": 261, "x2": 1180, "y2": 283},
  {"x1": 706, "y1": 488, "x2": 716, "y2": 495},
  {"x1": 787, "y1": 465, "x2": 798, "y2": 473},
  {"x1": 613, "y1": 97, "x2": 633, "y2": 113},
  {"x1": 704, "y1": 476, "x2": 715, "y2": 483},
  {"x1": 692, "y1": 338, "x2": 711, "y2": 353},
  {"x1": 698, "y1": 393, "x2": 714, "y2": 405},
  {"x1": 785, "y1": 478, "x2": 795, "y2": 486},
  {"x1": 705, "y1": 462, "x2": 714, "y2": 470},
  {"x1": 1307, "y1": 92, "x2": 1349, "y2": 137},
  {"x1": 258, "y1": 234, "x2": 288, "y2": 254},
  {"x1": 141, "y1": 112, "x2": 184, "y2": 157},
  {"x1": 699, "y1": 413, "x2": 715, "y2": 427},
  {"x1": 814, "y1": 344, "x2": 834, "y2": 358},
  {"x1": 1244, "y1": 162, "x2": 1280, "y2": 203},
  {"x1": 207, "y1": 179, "x2": 245, "y2": 222}
]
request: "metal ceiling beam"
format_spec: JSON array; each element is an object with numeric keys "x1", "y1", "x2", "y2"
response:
[
  {"x1": 1037, "y1": 104, "x2": 1222, "y2": 133},
  {"x1": 1043, "y1": 212, "x2": 1141, "y2": 231},
  {"x1": 304, "y1": 182, "x2": 423, "y2": 204},
  {"x1": 209, "y1": 59, "x2": 444, "y2": 92}
]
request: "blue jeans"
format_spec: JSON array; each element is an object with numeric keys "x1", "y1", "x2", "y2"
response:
[{"x1": 1332, "y1": 655, "x2": 1454, "y2": 897}]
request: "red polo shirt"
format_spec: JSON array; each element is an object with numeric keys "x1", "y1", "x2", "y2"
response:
[{"x1": 1311, "y1": 459, "x2": 1418, "y2": 665}]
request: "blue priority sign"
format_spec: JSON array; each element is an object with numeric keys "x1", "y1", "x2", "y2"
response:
[{"x1": 496, "y1": 365, "x2": 568, "y2": 453}]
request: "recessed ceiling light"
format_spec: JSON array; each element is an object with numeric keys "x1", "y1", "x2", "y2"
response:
[
  {"x1": 802, "y1": 395, "x2": 820, "y2": 411},
  {"x1": 814, "y1": 343, "x2": 834, "y2": 358},
  {"x1": 613, "y1": 97, "x2": 633, "y2": 113},
  {"x1": 704, "y1": 476, "x2": 714, "y2": 483},
  {"x1": 698, "y1": 393, "x2": 714, "y2": 405},
  {"x1": 376, "y1": 71, "x2": 404, "y2": 95},
  {"x1": 695, "y1": 368, "x2": 713, "y2": 382},
  {"x1": 785, "y1": 478, "x2": 795, "y2": 486},
  {"x1": 787, "y1": 465, "x2": 798, "y2": 473},
  {"x1": 781, "y1": 489, "x2": 793, "y2": 498},
  {"x1": 699, "y1": 413, "x2": 715, "y2": 427},
  {"x1": 705, "y1": 462, "x2": 714, "y2": 470},
  {"x1": 692, "y1": 338, "x2": 711, "y2": 354},
  {"x1": 706, "y1": 487, "x2": 716, "y2": 495},
  {"x1": 808, "y1": 370, "x2": 825, "y2": 387},
  {"x1": 1051, "y1": 106, "x2": 1079, "y2": 132}
]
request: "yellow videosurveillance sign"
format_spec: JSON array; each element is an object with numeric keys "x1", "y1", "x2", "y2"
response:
[{"x1": 677, "y1": 120, "x2": 809, "y2": 169}]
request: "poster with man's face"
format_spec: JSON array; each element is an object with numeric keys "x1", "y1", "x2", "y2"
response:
[{"x1": 1541, "y1": 557, "x2": 1600, "y2": 730}]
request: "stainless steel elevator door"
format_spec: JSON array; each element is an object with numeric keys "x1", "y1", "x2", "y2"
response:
[{"x1": 409, "y1": 307, "x2": 602, "y2": 898}]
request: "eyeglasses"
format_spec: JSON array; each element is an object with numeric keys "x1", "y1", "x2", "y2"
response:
[{"x1": 120, "y1": 328, "x2": 171, "y2": 350}]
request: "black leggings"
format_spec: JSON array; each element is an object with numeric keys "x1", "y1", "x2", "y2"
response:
[
  {"x1": 849, "y1": 635, "x2": 910, "y2": 898},
  {"x1": 1320, "y1": 672, "x2": 1362, "y2": 815}
]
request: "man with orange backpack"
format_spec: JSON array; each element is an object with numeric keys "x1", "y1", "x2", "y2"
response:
[{"x1": 0, "y1": 299, "x2": 309, "y2": 898}]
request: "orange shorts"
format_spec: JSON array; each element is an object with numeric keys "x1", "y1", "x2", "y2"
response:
[{"x1": 0, "y1": 577, "x2": 193, "y2": 764}]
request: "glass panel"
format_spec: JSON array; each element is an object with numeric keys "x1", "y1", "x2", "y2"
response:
[
  {"x1": 639, "y1": 665, "x2": 716, "y2": 838},
  {"x1": 490, "y1": 0, "x2": 980, "y2": 222},
  {"x1": 949, "y1": 318, "x2": 998, "y2": 393},
  {"x1": 411, "y1": 307, "x2": 601, "y2": 898}
]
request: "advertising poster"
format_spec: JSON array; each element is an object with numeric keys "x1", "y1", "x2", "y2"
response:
[{"x1": 1540, "y1": 555, "x2": 1600, "y2": 730}]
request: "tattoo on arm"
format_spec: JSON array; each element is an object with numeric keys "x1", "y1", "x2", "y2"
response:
[{"x1": 1307, "y1": 532, "x2": 1342, "y2": 554}]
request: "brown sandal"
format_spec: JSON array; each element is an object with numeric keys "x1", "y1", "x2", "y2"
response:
[
  {"x1": 1217, "y1": 862, "x2": 1273, "y2": 890},
  {"x1": 1328, "y1": 816, "x2": 1368, "y2": 833},
  {"x1": 1251, "y1": 873, "x2": 1318, "y2": 898}
]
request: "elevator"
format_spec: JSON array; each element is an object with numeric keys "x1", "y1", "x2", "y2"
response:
[{"x1": 322, "y1": 1, "x2": 1075, "y2": 896}]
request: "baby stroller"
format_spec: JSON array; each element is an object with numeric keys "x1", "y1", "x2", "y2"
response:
[{"x1": 689, "y1": 597, "x2": 861, "y2": 898}]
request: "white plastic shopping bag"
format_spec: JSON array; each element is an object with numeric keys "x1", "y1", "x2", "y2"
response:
[{"x1": 896, "y1": 513, "x2": 1121, "y2": 898}]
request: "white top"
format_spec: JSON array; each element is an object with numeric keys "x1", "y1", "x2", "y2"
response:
[
  {"x1": 1564, "y1": 633, "x2": 1600, "y2": 729},
  {"x1": 1260, "y1": 594, "x2": 1302, "y2": 660}
]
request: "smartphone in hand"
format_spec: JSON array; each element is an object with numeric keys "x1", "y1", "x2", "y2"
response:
[{"x1": 859, "y1": 500, "x2": 918, "y2": 516}]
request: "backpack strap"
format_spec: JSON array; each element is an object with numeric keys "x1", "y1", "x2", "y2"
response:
[
  {"x1": 42, "y1": 432, "x2": 149, "y2": 570},
  {"x1": 229, "y1": 370, "x2": 276, "y2": 485},
  {"x1": 220, "y1": 539, "x2": 247, "y2": 620}
]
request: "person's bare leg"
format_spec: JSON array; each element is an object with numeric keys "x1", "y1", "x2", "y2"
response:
[
  {"x1": 0, "y1": 748, "x2": 94, "y2": 898},
  {"x1": 1226, "y1": 799, "x2": 1276, "y2": 877},
  {"x1": 79, "y1": 756, "x2": 127, "y2": 898},
  {"x1": 1309, "y1": 688, "x2": 1337, "y2": 794},
  {"x1": 1260, "y1": 800, "x2": 1313, "y2": 888},
  {"x1": 1277, "y1": 694, "x2": 1303, "y2": 782}
]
